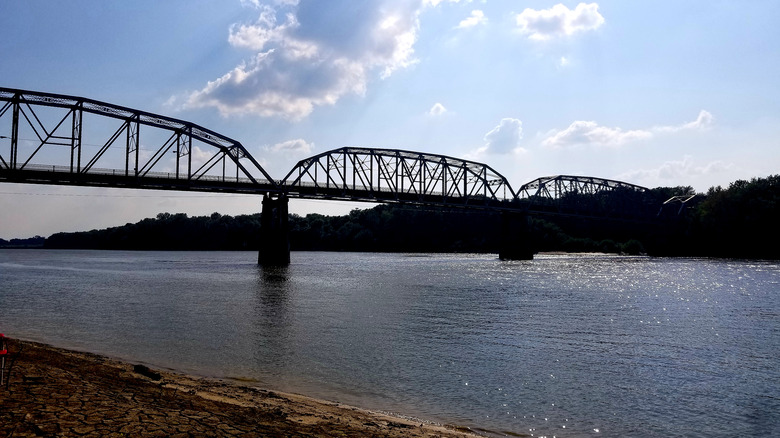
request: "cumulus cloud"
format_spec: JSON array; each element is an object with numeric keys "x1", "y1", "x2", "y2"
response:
[
  {"x1": 428, "y1": 102, "x2": 447, "y2": 116},
  {"x1": 266, "y1": 138, "x2": 314, "y2": 154},
  {"x1": 655, "y1": 110, "x2": 714, "y2": 133},
  {"x1": 516, "y1": 3, "x2": 604, "y2": 41},
  {"x1": 543, "y1": 111, "x2": 715, "y2": 148},
  {"x1": 184, "y1": 0, "x2": 424, "y2": 120},
  {"x1": 543, "y1": 121, "x2": 652, "y2": 148},
  {"x1": 456, "y1": 10, "x2": 486, "y2": 29},
  {"x1": 482, "y1": 118, "x2": 525, "y2": 154},
  {"x1": 618, "y1": 155, "x2": 734, "y2": 185}
]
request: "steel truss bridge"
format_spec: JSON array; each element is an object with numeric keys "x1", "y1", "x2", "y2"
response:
[{"x1": 0, "y1": 87, "x2": 660, "y2": 223}]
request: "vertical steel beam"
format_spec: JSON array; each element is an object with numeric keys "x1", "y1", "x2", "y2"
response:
[
  {"x1": 133, "y1": 118, "x2": 140, "y2": 177},
  {"x1": 463, "y1": 162, "x2": 467, "y2": 198},
  {"x1": 10, "y1": 96, "x2": 19, "y2": 169},
  {"x1": 368, "y1": 152, "x2": 373, "y2": 192},
  {"x1": 70, "y1": 106, "x2": 82, "y2": 173},
  {"x1": 175, "y1": 131, "x2": 182, "y2": 179},
  {"x1": 126, "y1": 117, "x2": 140, "y2": 177},
  {"x1": 187, "y1": 129, "x2": 192, "y2": 181},
  {"x1": 419, "y1": 155, "x2": 424, "y2": 196}
]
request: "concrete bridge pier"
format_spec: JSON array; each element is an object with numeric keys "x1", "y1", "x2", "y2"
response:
[
  {"x1": 499, "y1": 211, "x2": 534, "y2": 260},
  {"x1": 258, "y1": 194, "x2": 290, "y2": 265}
]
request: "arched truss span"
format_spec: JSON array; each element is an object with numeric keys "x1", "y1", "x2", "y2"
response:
[
  {"x1": 0, "y1": 87, "x2": 277, "y2": 193},
  {"x1": 516, "y1": 175, "x2": 650, "y2": 200},
  {"x1": 282, "y1": 147, "x2": 517, "y2": 208},
  {"x1": 515, "y1": 175, "x2": 655, "y2": 219}
]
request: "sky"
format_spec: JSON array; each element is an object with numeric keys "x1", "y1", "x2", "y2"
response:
[{"x1": 1, "y1": 0, "x2": 779, "y2": 238}]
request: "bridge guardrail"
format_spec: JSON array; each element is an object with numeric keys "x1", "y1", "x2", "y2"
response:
[{"x1": 1, "y1": 163, "x2": 274, "y2": 186}]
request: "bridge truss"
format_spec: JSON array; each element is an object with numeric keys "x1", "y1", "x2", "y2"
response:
[
  {"x1": 516, "y1": 175, "x2": 656, "y2": 220},
  {"x1": 281, "y1": 147, "x2": 517, "y2": 208},
  {"x1": 0, "y1": 87, "x2": 277, "y2": 193},
  {"x1": 0, "y1": 87, "x2": 666, "y2": 223}
]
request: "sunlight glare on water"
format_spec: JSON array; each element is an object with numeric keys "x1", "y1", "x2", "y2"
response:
[{"x1": 1, "y1": 250, "x2": 778, "y2": 437}]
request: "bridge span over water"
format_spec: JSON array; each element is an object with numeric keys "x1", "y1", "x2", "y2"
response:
[{"x1": 0, "y1": 87, "x2": 660, "y2": 263}]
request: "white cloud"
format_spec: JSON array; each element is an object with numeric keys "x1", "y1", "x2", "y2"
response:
[
  {"x1": 483, "y1": 118, "x2": 525, "y2": 154},
  {"x1": 184, "y1": 0, "x2": 424, "y2": 120},
  {"x1": 266, "y1": 138, "x2": 314, "y2": 154},
  {"x1": 654, "y1": 110, "x2": 714, "y2": 133},
  {"x1": 456, "y1": 10, "x2": 486, "y2": 29},
  {"x1": 516, "y1": 3, "x2": 604, "y2": 41},
  {"x1": 559, "y1": 56, "x2": 570, "y2": 67},
  {"x1": 543, "y1": 120, "x2": 652, "y2": 148},
  {"x1": 543, "y1": 111, "x2": 715, "y2": 148},
  {"x1": 428, "y1": 102, "x2": 447, "y2": 116},
  {"x1": 239, "y1": 0, "x2": 263, "y2": 8},
  {"x1": 618, "y1": 155, "x2": 734, "y2": 186}
]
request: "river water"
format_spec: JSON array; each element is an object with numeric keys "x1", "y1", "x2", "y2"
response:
[{"x1": 0, "y1": 250, "x2": 778, "y2": 437}]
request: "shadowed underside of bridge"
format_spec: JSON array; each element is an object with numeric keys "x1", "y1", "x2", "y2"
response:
[{"x1": 1, "y1": 87, "x2": 660, "y2": 263}]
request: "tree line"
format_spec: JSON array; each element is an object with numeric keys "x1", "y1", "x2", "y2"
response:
[
  {"x1": 0, "y1": 236, "x2": 45, "y2": 248},
  {"x1": 40, "y1": 175, "x2": 779, "y2": 259}
]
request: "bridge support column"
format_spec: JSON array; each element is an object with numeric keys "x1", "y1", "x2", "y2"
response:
[
  {"x1": 258, "y1": 194, "x2": 290, "y2": 265},
  {"x1": 499, "y1": 211, "x2": 534, "y2": 260}
]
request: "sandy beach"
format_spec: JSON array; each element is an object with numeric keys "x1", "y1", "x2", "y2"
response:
[{"x1": 0, "y1": 338, "x2": 484, "y2": 437}]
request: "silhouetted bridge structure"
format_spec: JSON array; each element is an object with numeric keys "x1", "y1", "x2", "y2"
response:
[{"x1": 1, "y1": 87, "x2": 663, "y2": 263}]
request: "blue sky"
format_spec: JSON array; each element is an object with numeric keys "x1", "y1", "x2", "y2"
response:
[{"x1": 1, "y1": 0, "x2": 779, "y2": 238}]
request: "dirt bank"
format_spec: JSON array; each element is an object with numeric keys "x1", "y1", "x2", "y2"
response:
[{"x1": 0, "y1": 338, "x2": 483, "y2": 437}]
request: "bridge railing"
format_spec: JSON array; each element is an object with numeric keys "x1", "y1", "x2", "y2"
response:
[{"x1": 5, "y1": 163, "x2": 276, "y2": 186}]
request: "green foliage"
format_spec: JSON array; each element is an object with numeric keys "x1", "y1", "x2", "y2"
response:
[
  {"x1": 288, "y1": 204, "x2": 502, "y2": 253},
  {"x1": 620, "y1": 239, "x2": 646, "y2": 255},
  {"x1": 39, "y1": 175, "x2": 779, "y2": 259},
  {"x1": 0, "y1": 236, "x2": 45, "y2": 248},
  {"x1": 46, "y1": 212, "x2": 262, "y2": 250},
  {"x1": 689, "y1": 175, "x2": 780, "y2": 258}
]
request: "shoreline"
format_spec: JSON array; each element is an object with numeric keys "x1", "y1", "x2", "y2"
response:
[{"x1": 0, "y1": 338, "x2": 484, "y2": 437}]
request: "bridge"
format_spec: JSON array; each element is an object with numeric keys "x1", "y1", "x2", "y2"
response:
[{"x1": 1, "y1": 87, "x2": 660, "y2": 263}]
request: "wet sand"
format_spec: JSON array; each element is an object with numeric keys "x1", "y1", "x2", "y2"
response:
[{"x1": 0, "y1": 338, "x2": 483, "y2": 437}]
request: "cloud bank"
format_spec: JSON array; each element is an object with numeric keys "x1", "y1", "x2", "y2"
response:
[
  {"x1": 618, "y1": 155, "x2": 733, "y2": 185},
  {"x1": 543, "y1": 110, "x2": 714, "y2": 148},
  {"x1": 266, "y1": 138, "x2": 314, "y2": 154},
  {"x1": 543, "y1": 120, "x2": 651, "y2": 148}
]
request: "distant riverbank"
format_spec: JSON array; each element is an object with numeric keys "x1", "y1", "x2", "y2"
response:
[{"x1": 5, "y1": 174, "x2": 769, "y2": 259}]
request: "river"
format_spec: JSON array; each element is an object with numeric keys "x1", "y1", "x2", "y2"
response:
[{"x1": 1, "y1": 250, "x2": 778, "y2": 437}]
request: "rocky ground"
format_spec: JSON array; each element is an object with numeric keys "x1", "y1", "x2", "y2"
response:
[{"x1": 0, "y1": 339, "x2": 483, "y2": 437}]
